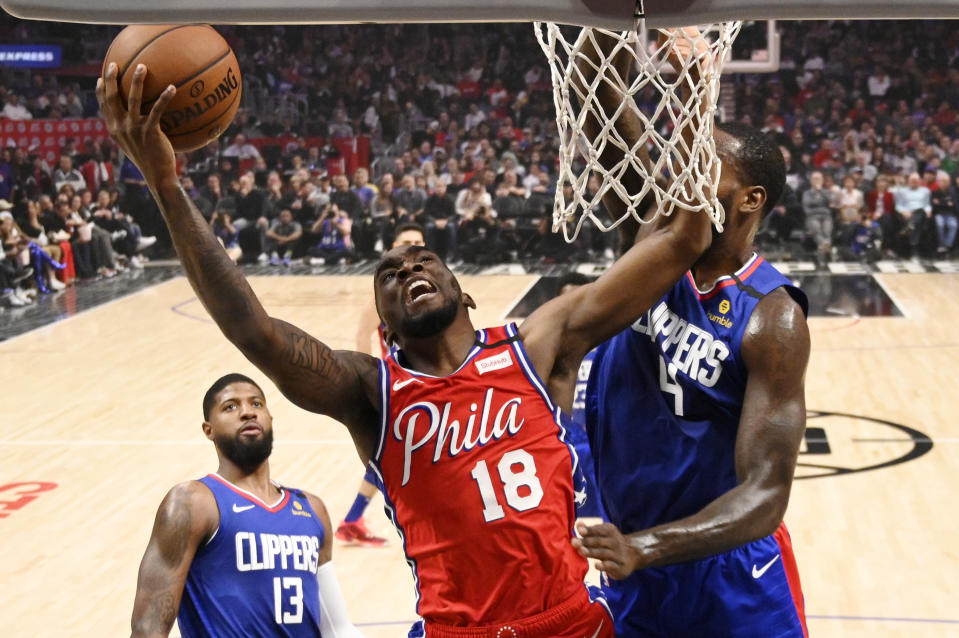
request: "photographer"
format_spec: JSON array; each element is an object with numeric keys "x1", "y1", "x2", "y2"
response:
[
  {"x1": 210, "y1": 208, "x2": 242, "y2": 263},
  {"x1": 307, "y1": 202, "x2": 354, "y2": 265}
]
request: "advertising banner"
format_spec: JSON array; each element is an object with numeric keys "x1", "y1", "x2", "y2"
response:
[{"x1": 0, "y1": 44, "x2": 62, "y2": 68}]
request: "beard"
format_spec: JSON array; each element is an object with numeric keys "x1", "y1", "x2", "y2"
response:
[
  {"x1": 399, "y1": 294, "x2": 460, "y2": 339},
  {"x1": 216, "y1": 427, "x2": 274, "y2": 471}
]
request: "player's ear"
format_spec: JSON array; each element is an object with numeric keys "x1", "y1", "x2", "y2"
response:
[
  {"x1": 740, "y1": 185, "x2": 767, "y2": 217},
  {"x1": 201, "y1": 421, "x2": 213, "y2": 440},
  {"x1": 463, "y1": 293, "x2": 477, "y2": 310}
]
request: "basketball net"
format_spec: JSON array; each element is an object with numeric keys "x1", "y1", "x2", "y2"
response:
[{"x1": 534, "y1": 21, "x2": 743, "y2": 241}]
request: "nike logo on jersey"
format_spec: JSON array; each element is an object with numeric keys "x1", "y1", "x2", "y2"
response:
[
  {"x1": 752, "y1": 554, "x2": 781, "y2": 579},
  {"x1": 587, "y1": 620, "x2": 604, "y2": 638},
  {"x1": 393, "y1": 378, "x2": 423, "y2": 391},
  {"x1": 232, "y1": 503, "x2": 255, "y2": 513}
]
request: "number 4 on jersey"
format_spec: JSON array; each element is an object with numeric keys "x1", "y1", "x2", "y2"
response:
[
  {"x1": 470, "y1": 449, "x2": 544, "y2": 522},
  {"x1": 659, "y1": 355, "x2": 685, "y2": 416}
]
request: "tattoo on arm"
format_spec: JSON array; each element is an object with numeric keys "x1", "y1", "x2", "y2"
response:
[
  {"x1": 157, "y1": 495, "x2": 192, "y2": 566},
  {"x1": 141, "y1": 591, "x2": 177, "y2": 634},
  {"x1": 270, "y1": 322, "x2": 379, "y2": 435},
  {"x1": 131, "y1": 484, "x2": 209, "y2": 637},
  {"x1": 152, "y1": 183, "x2": 270, "y2": 341},
  {"x1": 285, "y1": 330, "x2": 339, "y2": 377}
]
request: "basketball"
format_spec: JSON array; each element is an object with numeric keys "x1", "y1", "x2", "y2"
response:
[{"x1": 102, "y1": 25, "x2": 242, "y2": 152}]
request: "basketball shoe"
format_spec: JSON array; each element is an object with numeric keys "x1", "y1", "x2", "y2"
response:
[{"x1": 334, "y1": 517, "x2": 388, "y2": 547}]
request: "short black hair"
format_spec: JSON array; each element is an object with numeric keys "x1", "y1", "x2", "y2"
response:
[
  {"x1": 395, "y1": 222, "x2": 425, "y2": 237},
  {"x1": 556, "y1": 271, "x2": 593, "y2": 292},
  {"x1": 716, "y1": 121, "x2": 786, "y2": 216},
  {"x1": 202, "y1": 373, "x2": 263, "y2": 420}
]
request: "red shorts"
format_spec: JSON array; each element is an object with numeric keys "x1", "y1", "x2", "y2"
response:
[{"x1": 421, "y1": 590, "x2": 613, "y2": 638}]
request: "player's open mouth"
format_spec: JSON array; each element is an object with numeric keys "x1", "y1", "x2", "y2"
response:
[{"x1": 406, "y1": 278, "x2": 437, "y2": 304}]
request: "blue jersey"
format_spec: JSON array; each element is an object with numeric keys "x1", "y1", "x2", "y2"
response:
[
  {"x1": 568, "y1": 349, "x2": 605, "y2": 519},
  {"x1": 585, "y1": 254, "x2": 807, "y2": 533},
  {"x1": 177, "y1": 474, "x2": 326, "y2": 638}
]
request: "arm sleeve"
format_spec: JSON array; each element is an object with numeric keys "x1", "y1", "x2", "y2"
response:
[{"x1": 317, "y1": 562, "x2": 365, "y2": 638}]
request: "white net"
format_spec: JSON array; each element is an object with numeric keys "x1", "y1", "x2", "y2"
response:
[{"x1": 534, "y1": 21, "x2": 743, "y2": 241}]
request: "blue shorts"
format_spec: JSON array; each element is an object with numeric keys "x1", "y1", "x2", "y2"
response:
[
  {"x1": 363, "y1": 465, "x2": 384, "y2": 492},
  {"x1": 605, "y1": 523, "x2": 807, "y2": 637}
]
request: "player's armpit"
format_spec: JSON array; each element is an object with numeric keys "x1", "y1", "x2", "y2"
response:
[
  {"x1": 521, "y1": 212, "x2": 710, "y2": 392},
  {"x1": 526, "y1": 208, "x2": 711, "y2": 376},
  {"x1": 130, "y1": 482, "x2": 217, "y2": 638},
  {"x1": 264, "y1": 322, "x2": 381, "y2": 460}
]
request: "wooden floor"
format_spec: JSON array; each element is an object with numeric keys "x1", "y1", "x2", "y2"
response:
[{"x1": 2, "y1": 273, "x2": 958, "y2": 637}]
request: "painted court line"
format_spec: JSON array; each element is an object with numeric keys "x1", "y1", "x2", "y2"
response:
[
  {"x1": 170, "y1": 296, "x2": 214, "y2": 324},
  {"x1": 871, "y1": 273, "x2": 912, "y2": 319},
  {"x1": 500, "y1": 275, "x2": 542, "y2": 321},
  {"x1": 853, "y1": 437, "x2": 959, "y2": 444},
  {"x1": 0, "y1": 280, "x2": 174, "y2": 346}
]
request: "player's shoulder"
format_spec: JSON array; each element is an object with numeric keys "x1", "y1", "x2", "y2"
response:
[
  {"x1": 337, "y1": 348, "x2": 381, "y2": 379},
  {"x1": 154, "y1": 480, "x2": 219, "y2": 538},
  {"x1": 332, "y1": 348, "x2": 383, "y2": 415},
  {"x1": 298, "y1": 489, "x2": 333, "y2": 542},
  {"x1": 165, "y1": 479, "x2": 217, "y2": 507},
  {"x1": 741, "y1": 287, "x2": 810, "y2": 365},
  {"x1": 298, "y1": 489, "x2": 329, "y2": 517},
  {"x1": 288, "y1": 488, "x2": 328, "y2": 524},
  {"x1": 518, "y1": 289, "x2": 579, "y2": 345},
  {"x1": 752, "y1": 286, "x2": 807, "y2": 323}
]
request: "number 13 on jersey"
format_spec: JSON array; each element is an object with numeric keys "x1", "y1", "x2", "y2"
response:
[{"x1": 469, "y1": 448, "x2": 544, "y2": 522}]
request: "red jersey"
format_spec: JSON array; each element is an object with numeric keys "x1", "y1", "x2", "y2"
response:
[{"x1": 371, "y1": 324, "x2": 589, "y2": 626}]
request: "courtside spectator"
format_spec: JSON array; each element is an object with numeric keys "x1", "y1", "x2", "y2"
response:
[
  {"x1": 895, "y1": 172, "x2": 933, "y2": 258},
  {"x1": 265, "y1": 208, "x2": 303, "y2": 264}
]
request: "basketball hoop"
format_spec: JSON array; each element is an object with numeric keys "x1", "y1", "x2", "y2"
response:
[{"x1": 535, "y1": 21, "x2": 742, "y2": 241}]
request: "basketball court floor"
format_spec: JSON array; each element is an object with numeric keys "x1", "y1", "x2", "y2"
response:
[{"x1": 1, "y1": 265, "x2": 958, "y2": 637}]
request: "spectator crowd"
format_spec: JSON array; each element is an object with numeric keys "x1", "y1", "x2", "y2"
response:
[{"x1": 4, "y1": 17, "x2": 959, "y2": 309}]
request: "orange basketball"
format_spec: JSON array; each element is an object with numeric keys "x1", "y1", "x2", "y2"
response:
[{"x1": 103, "y1": 25, "x2": 242, "y2": 152}]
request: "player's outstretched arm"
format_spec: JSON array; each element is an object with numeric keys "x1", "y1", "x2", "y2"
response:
[
  {"x1": 574, "y1": 27, "x2": 712, "y2": 231},
  {"x1": 96, "y1": 64, "x2": 380, "y2": 451},
  {"x1": 521, "y1": 199, "x2": 711, "y2": 398},
  {"x1": 130, "y1": 482, "x2": 217, "y2": 638},
  {"x1": 573, "y1": 290, "x2": 809, "y2": 578},
  {"x1": 305, "y1": 492, "x2": 366, "y2": 637}
]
